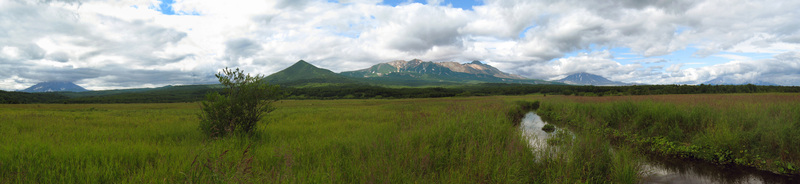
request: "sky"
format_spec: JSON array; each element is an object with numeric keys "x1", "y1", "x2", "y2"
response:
[{"x1": 2, "y1": 0, "x2": 800, "y2": 90}]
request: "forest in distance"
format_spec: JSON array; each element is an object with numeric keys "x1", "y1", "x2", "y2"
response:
[{"x1": 3, "y1": 83, "x2": 800, "y2": 104}]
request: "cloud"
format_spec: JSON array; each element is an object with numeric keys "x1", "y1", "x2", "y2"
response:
[
  {"x1": 17, "y1": 67, "x2": 102, "y2": 83},
  {"x1": 46, "y1": 51, "x2": 70, "y2": 62},
  {"x1": 1, "y1": 44, "x2": 46, "y2": 62},
  {"x1": 654, "y1": 51, "x2": 800, "y2": 85},
  {"x1": 514, "y1": 51, "x2": 643, "y2": 81},
  {"x1": 363, "y1": 3, "x2": 471, "y2": 53},
  {"x1": 275, "y1": 0, "x2": 312, "y2": 9},
  {"x1": 224, "y1": 38, "x2": 263, "y2": 62},
  {"x1": 637, "y1": 58, "x2": 668, "y2": 64},
  {"x1": 0, "y1": 0, "x2": 202, "y2": 90},
  {"x1": 2, "y1": 0, "x2": 800, "y2": 90},
  {"x1": 713, "y1": 54, "x2": 751, "y2": 61},
  {"x1": 666, "y1": 63, "x2": 683, "y2": 73}
]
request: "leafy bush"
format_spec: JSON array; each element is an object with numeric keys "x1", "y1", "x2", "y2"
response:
[
  {"x1": 199, "y1": 68, "x2": 283, "y2": 137},
  {"x1": 541, "y1": 124, "x2": 555, "y2": 132},
  {"x1": 514, "y1": 100, "x2": 540, "y2": 110}
]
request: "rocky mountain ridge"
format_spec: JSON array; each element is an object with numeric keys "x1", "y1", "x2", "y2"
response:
[{"x1": 344, "y1": 59, "x2": 526, "y2": 80}]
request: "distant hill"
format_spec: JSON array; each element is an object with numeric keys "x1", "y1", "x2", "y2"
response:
[
  {"x1": 20, "y1": 81, "x2": 88, "y2": 92},
  {"x1": 556, "y1": 72, "x2": 629, "y2": 86},
  {"x1": 264, "y1": 60, "x2": 359, "y2": 86},
  {"x1": 340, "y1": 59, "x2": 558, "y2": 86},
  {"x1": 702, "y1": 77, "x2": 778, "y2": 86}
]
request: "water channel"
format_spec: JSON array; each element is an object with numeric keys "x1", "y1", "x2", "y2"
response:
[{"x1": 519, "y1": 112, "x2": 799, "y2": 184}]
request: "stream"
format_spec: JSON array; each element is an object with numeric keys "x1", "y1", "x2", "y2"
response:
[{"x1": 519, "y1": 112, "x2": 799, "y2": 184}]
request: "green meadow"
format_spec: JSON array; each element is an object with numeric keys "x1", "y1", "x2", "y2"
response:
[
  {"x1": 0, "y1": 97, "x2": 542, "y2": 183},
  {"x1": 536, "y1": 93, "x2": 800, "y2": 175},
  {"x1": 2, "y1": 94, "x2": 798, "y2": 183}
]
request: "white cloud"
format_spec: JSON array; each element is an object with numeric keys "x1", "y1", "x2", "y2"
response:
[
  {"x1": 713, "y1": 54, "x2": 751, "y2": 61},
  {"x1": 513, "y1": 51, "x2": 643, "y2": 81},
  {"x1": 666, "y1": 63, "x2": 683, "y2": 73},
  {"x1": 2, "y1": 0, "x2": 800, "y2": 90},
  {"x1": 653, "y1": 51, "x2": 800, "y2": 85}
]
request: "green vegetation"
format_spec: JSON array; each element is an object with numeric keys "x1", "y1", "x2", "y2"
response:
[
  {"x1": 63, "y1": 85, "x2": 220, "y2": 103},
  {"x1": 199, "y1": 68, "x2": 283, "y2": 137},
  {"x1": 514, "y1": 100, "x2": 540, "y2": 110},
  {"x1": 14, "y1": 93, "x2": 796, "y2": 182},
  {"x1": 6, "y1": 81, "x2": 800, "y2": 104},
  {"x1": 533, "y1": 131, "x2": 641, "y2": 183},
  {"x1": 535, "y1": 94, "x2": 800, "y2": 175},
  {"x1": 0, "y1": 96, "x2": 655, "y2": 183},
  {"x1": 0, "y1": 90, "x2": 68, "y2": 104},
  {"x1": 541, "y1": 124, "x2": 555, "y2": 132},
  {"x1": 56, "y1": 84, "x2": 221, "y2": 98},
  {"x1": 263, "y1": 60, "x2": 359, "y2": 86},
  {"x1": 5, "y1": 59, "x2": 800, "y2": 105},
  {"x1": 0, "y1": 97, "x2": 524, "y2": 183}
]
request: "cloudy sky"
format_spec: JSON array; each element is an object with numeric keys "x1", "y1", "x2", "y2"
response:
[{"x1": 2, "y1": 0, "x2": 800, "y2": 90}]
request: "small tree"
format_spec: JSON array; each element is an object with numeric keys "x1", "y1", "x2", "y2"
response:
[{"x1": 199, "y1": 67, "x2": 283, "y2": 137}]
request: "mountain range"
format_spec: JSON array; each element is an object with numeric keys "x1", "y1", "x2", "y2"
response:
[
  {"x1": 341, "y1": 59, "x2": 526, "y2": 79},
  {"x1": 555, "y1": 72, "x2": 631, "y2": 86},
  {"x1": 22, "y1": 59, "x2": 555, "y2": 93},
  {"x1": 339, "y1": 59, "x2": 556, "y2": 85},
  {"x1": 18, "y1": 59, "x2": 791, "y2": 93},
  {"x1": 267, "y1": 59, "x2": 559, "y2": 87}
]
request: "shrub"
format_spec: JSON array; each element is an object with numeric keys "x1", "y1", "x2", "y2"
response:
[
  {"x1": 541, "y1": 124, "x2": 556, "y2": 132},
  {"x1": 514, "y1": 100, "x2": 540, "y2": 110},
  {"x1": 199, "y1": 68, "x2": 283, "y2": 137}
]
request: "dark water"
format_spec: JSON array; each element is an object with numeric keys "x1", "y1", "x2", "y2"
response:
[{"x1": 519, "y1": 112, "x2": 799, "y2": 184}]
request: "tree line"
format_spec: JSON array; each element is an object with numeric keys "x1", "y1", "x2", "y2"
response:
[{"x1": 3, "y1": 83, "x2": 799, "y2": 104}]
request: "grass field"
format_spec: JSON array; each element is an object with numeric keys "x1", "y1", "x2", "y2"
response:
[
  {"x1": 0, "y1": 96, "x2": 648, "y2": 183},
  {"x1": 0, "y1": 97, "x2": 585, "y2": 183},
  {"x1": 8, "y1": 94, "x2": 794, "y2": 183},
  {"x1": 535, "y1": 93, "x2": 800, "y2": 175}
]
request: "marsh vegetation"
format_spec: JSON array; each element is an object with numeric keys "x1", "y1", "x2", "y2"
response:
[
  {"x1": 535, "y1": 93, "x2": 800, "y2": 183},
  {"x1": 1, "y1": 94, "x2": 799, "y2": 183}
]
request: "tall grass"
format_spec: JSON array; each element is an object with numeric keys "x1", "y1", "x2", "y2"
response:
[
  {"x1": 0, "y1": 98, "x2": 542, "y2": 183},
  {"x1": 0, "y1": 96, "x2": 659, "y2": 183},
  {"x1": 525, "y1": 129, "x2": 642, "y2": 183},
  {"x1": 535, "y1": 93, "x2": 800, "y2": 175}
]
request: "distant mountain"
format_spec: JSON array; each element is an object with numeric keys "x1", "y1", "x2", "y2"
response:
[
  {"x1": 20, "y1": 81, "x2": 88, "y2": 93},
  {"x1": 340, "y1": 59, "x2": 557, "y2": 85},
  {"x1": 264, "y1": 60, "x2": 359, "y2": 86},
  {"x1": 702, "y1": 77, "x2": 778, "y2": 86},
  {"x1": 342, "y1": 59, "x2": 524, "y2": 79},
  {"x1": 556, "y1": 72, "x2": 629, "y2": 86}
]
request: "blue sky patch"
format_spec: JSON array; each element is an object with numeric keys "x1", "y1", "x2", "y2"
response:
[
  {"x1": 381, "y1": 0, "x2": 482, "y2": 10},
  {"x1": 152, "y1": 0, "x2": 200, "y2": 16},
  {"x1": 518, "y1": 25, "x2": 535, "y2": 38},
  {"x1": 158, "y1": 0, "x2": 175, "y2": 15}
]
